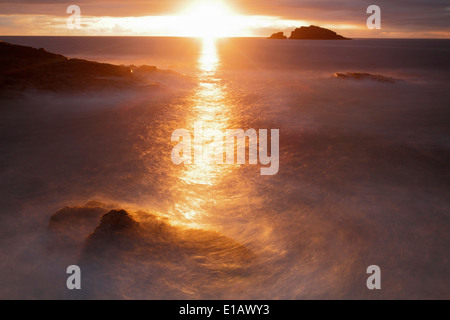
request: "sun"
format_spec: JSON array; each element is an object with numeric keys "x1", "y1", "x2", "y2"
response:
[{"x1": 181, "y1": 1, "x2": 239, "y2": 38}]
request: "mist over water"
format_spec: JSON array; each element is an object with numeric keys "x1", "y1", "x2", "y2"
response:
[{"x1": 0, "y1": 37, "x2": 449, "y2": 299}]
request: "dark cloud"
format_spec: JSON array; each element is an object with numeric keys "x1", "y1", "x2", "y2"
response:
[{"x1": 230, "y1": 0, "x2": 450, "y2": 29}]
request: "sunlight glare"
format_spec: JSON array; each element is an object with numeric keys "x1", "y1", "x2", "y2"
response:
[
  {"x1": 182, "y1": 0, "x2": 240, "y2": 38},
  {"x1": 169, "y1": 38, "x2": 236, "y2": 223}
]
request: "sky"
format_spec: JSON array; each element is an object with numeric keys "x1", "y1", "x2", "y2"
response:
[{"x1": 0, "y1": 0, "x2": 449, "y2": 38}]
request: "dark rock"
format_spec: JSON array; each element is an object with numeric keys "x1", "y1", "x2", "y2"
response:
[
  {"x1": 334, "y1": 72, "x2": 399, "y2": 83},
  {"x1": 88, "y1": 209, "x2": 140, "y2": 239},
  {"x1": 0, "y1": 41, "x2": 162, "y2": 92},
  {"x1": 49, "y1": 201, "x2": 110, "y2": 228},
  {"x1": 289, "y1": 25, "x2": 350, "y2": 40},
  {"x1": 48, "y1": 204, "x2": 257, "y2": 298},
  {"x1": 48, "y1": 201, "x2": 113, "y2": 251},
  {"x1": 268, "y1": 32, "x2": 287, "y2": 39},
  {"x1": 134, "y1": 65, "x2": 158, "y2": 73}
]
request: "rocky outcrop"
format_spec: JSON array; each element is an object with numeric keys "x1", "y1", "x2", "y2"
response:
[
  {"x1": 289, "y1": 25, "x2": 350, "y2": 40},
  {"x1": 85, "y1": 209, "x2": 141, "y2": 247},
  {"x1": 48, "y1": 201, "x2": 113, "y2": 251},
  {"x1": 0, "y1": 41, "x2": 163, "y2": 92},
  {"x1": 268, "y1": 32, "x2": 287, "y2": 39},
  {"x1": 47, "y1": 203, "x2": 257, "y2": 298},
  {"x1": 334, "y1": 72, "x2": 399, "y2": 83},
  {"x1": 49, "y1": 201, "x2": 111, "y2": 230},
  {"x1": 268, "y1": 25, "x2": 350, "y2": 40}
]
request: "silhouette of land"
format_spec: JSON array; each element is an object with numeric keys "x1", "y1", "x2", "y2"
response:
[
  {"x1": 0, "y1": 41, "x2": 180, "y2": 92},
  {"x1": 268, "y1": 25, "x2": 350, "y2": 40}
]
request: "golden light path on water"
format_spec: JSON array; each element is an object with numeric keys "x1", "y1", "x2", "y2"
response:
[{"x1": 168, "y1": 37, "x2": 238, "y2": 224}]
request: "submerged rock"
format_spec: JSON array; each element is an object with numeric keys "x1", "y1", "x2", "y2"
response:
[
  {"x1": 48, "y1": 201, "x2": 113, "y2": 251},
  {"x1": 48, "y1": 203, "x2": 257, "y2": 299},
  {"x1": 92, "y1": 210, "x2": 140, "y2": 235},
  {"x1": 49, "y1": 201, "x2": 110, "y2": 228},
  {"x1": 334, "y1": 72, "x2": 399, "y2": 83},
  {"x1": 83, "y1": 209, "x2": 142, "y2": 255}
]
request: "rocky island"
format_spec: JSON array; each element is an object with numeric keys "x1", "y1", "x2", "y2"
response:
[
  {"x1": 268, "y1": 25, "x2": 350, "y2": 40},
  {"x1": 268, "y1": 32, "x2": 287, "y2": 39}
]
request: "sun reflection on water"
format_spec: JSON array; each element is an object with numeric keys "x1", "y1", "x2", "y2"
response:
[
  {"x1": 169, "y1": 37, "x2": 237, "y2": 223},
  {"x1": 198, "y1": 37, "x2": 220, "y2": 73}
]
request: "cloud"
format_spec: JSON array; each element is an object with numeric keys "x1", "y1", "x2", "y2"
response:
[
  {"x1": 0, "y1": 0, "x2": 448, "y2": 37},
  {"x1": 0, "y1": 1, "x2": 183, "y2": 16}
]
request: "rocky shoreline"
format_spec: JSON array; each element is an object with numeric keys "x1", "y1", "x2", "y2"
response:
[{"x1": 0, "y1": 41, "x2": 180, "y2": 92}]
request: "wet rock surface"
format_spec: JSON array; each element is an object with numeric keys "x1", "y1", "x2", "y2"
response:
[{"x1": 47, "y1": 203, "x2": 258, "y2": 299}]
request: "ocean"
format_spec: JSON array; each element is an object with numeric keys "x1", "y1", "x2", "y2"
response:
[{"x1": 0, "y1": 36, "x2": 449, "y2": 299}]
